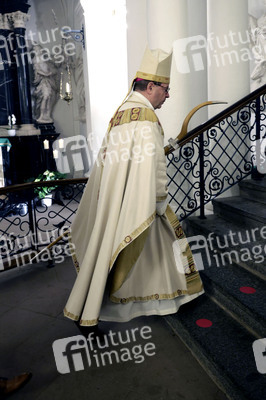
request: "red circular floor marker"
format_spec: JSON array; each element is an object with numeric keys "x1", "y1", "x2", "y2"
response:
[
  {"x1": 239, "y1": 286, "x2": 256, "y2": 294},
  {"x1": 196, "y1": 319, "x2": 213, "y2": 328}
]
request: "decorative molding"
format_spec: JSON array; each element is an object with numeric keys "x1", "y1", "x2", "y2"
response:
[
  {"x1": 0, "y1": 13, "x2": 13, "y2": 30},
  {"x1": 0, "y1": 124, "x2": 40, "y2": 136},
  {"x1": 74, "y1": 55, "x2": 86, "y2": 122},
  {"x1": 3, "y1": 14, "x2": 12, "y2": 30},
  {"x1": 75, "y1": 1, "x2": 84, "y2": 20},
  {"x1": 0, "y1": 14, "x2": 4, "y2": 30},
  {"x1": 9, "y1": 10, "x2": 30, "y2": 29}
]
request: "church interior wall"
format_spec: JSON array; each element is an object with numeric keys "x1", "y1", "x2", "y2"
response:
[
  {"x1": 1, "y1": 0, "x2": 263, "y2": 181},
  {"x1": 25, "y1": 0, "x2": 264, "y2": 147},
  {"x1": 26, "y1": 0, "x2": 83, "y2": 142},
  {"x1": 25, "y1": 1, "x2": 243, "y2": 148}
]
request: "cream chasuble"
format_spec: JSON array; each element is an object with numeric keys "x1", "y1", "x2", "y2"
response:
[{"x1": 64, "y1": 92, "x2": 204, "y2": 326}]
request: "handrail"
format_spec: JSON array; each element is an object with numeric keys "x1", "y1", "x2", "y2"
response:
[
  {"x1": 0, "y1": 177, "x2": 88, "y2": 195},
  {"x1": 0, "y1": 178, "x2": 88, "y2": 270},
  {"x1": 164, "y1": 83, "x2": 266, "y2": 155},
  {"x1": 166, "y1": 83, "x2": 266, "y2": 220}
]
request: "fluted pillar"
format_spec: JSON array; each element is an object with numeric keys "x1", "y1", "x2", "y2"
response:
[
  {"x1": 0, "y1": 13, "x2": 21, "y2": 125},
  {"x1": 146, "y1": 0, "x2": 188, "y2": 142},
  {"x1": 10, "y1": 10, "x2": 32, "y2": 124},
  {"x1": 206, "y1": 0, "x2": 250, "y2": 199},
  {"x1": 207, "y1": 0, "x2": 250, "y2": 116},
  {"x1": 146, "y1": 0, "x2": 208, "y2": 143}
]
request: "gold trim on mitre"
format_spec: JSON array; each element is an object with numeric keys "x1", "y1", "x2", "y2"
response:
[
  {"x1": 135, "y1": 47, "x2": 172, "y2": 84},
  {"x1": 135, "y1": 72, "x2": 170, "y2": 84},
  {"x1": 107, "y1": 47, "x2": 172, "y2": 132}
]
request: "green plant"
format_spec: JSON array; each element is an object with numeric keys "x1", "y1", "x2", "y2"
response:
[{"x1": 32, "y1": 170, "x2": 66, "y2": 199}]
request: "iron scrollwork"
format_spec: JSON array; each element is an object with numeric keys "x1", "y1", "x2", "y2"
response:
[
  {"x1": 167, "y1": 92, "x2": 265, "y2": 221},
  {"x1": 0, "y1": 181, "x2": 86, "y2": 269}
]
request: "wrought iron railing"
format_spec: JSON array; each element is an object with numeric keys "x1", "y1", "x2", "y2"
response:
[
  {"x1": 0, "y1": 179, "x2": 86, "y2": 270},
  {"x1": 166, "y1": 84, "x2": 266, "y2": 220}
]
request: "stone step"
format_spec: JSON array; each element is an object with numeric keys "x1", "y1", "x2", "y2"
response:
[
  {"x1": 212, "y1": 196, "x2": 266, "y2": 228},
  {"x1": 239, "y1": 179, "x2": 266, "y2": 205},
  {"x1": 182, "y1": 214, "x2": 266, "y2": 280},
  {"x1": 165, "y1": 295, "x2": 265, "y2": 400},
  {"x1": 201, "y1": 264, "x2": 266, "y2": 338},
  {"x1": 183, "y1": 216, "x2": 266, "y2": 337}
]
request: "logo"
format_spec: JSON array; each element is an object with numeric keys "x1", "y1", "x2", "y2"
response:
[
  {"x1": 187, "y1": 235, "x2": 211, "y2": 270},
  {"x1": 53, "y1": 327, "x2": 156, "y2": 373},
  {"x1": 53, "y1": 135, "x2": 91, "y2": 175},
  {"x1": 52, "y1": 335, "x2": 91, "y2": 374},
  {"x1": 173, "y1": 30, "x2": 254, "y2": 74},
  {"x1": 173, "y1": 235, "x2": 211, "y2": 273},
  {"x1": 173, "y1": 35, "x2": 208, "y2": 74},
  {"x1": 252, "y1": 338, "x2": 266, "y2": 374}
]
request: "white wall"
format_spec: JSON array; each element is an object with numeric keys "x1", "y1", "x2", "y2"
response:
[
  {"x1": 126, "y1": 0, "x2": 147, "y2": 85},
  {"x1": 207, "y1": 0, "x2": 250, "y2": 117},
  {"x1": 81, "y1": 0, "x2": 128, "y2": 158},
  {"x1": 147, "y1": 0, "x2": 191, "y2": 143},
  {"x1": 181, "y1": 0, "x2": 209, "y2": 133}
]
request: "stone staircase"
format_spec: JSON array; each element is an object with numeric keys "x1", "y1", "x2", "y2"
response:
[{"x1": 164, "y1": 178, "x2": 266, "y2": 400}]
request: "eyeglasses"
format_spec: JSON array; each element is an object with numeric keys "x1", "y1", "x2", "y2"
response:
[{"x1": 153, "y1": 82, "x2": 170, "y2": 93}]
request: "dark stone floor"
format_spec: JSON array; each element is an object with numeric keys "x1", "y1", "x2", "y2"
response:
[{"x1": 0, "y1": 258, "x2": 228, "y2": 400}]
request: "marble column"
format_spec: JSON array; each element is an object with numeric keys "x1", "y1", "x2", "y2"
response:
[
  {"x1": 0, "y1": 13, "x2": 21, "y2": 125},
  {"x1": 10, "y1": 10, "x2": 32, "y2": 125}
]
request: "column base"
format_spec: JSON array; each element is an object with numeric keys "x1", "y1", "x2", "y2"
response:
[
  {"x1": 0, "y1": 124, "x2": 41, "y2": 137},
  {"x1": 35, "y1": 122, "x2": 57, "y2": 135}
]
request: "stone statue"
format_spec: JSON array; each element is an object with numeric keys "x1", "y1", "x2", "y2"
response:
[
  {"x1": 249, "y1": 4, "x2": 266, "y2": 90},
  {"x1": 32, "y1": 44, "x2": 59, "y2": 124}
]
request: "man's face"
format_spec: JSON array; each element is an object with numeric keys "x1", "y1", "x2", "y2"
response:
[{"x1": 149, "y1": 82, "x2": 170, "y2": 109}]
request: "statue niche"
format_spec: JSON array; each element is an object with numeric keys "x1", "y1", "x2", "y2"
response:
[{"x1": 31, "y1": 44, "x2": 59, "y2": 124}]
